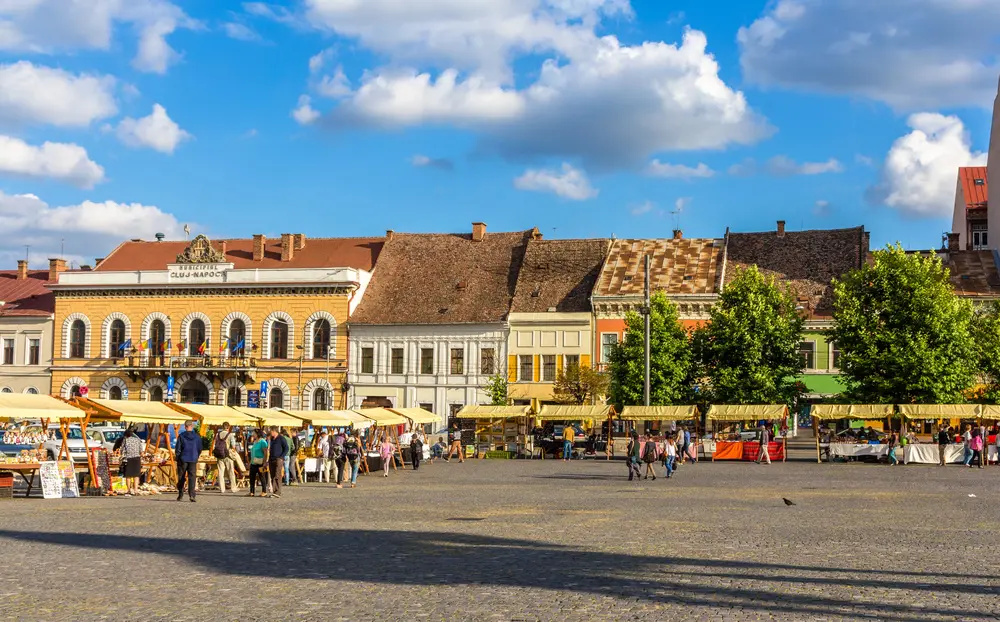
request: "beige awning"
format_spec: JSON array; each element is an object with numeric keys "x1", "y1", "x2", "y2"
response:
[
  {"x1": 354, "y1": 408, "x2": 408, "y2": 426},
  {"x1": 706, "y1": 404, "x2": 789, "y2": 421},
  {"x1": 980, "y1": 405, "x2": 1000, "y2": 421},
  {"x1": 389, "y1": 408, "x2": 440, "y2": 425},
  {"x1": 234, "y1": 407, "x2": 308, "y2": 427},
  {"x1": 619, "y1": 405, "x2": 700, "y2": 421},
  {"x1": 292, "y1": 409, "x2": 372, "y2": 428},
  {"x1": 454, "y1": 405, "x2": 532, "y2": 419},
  {"x1": 810, "y1": 404, "x2": 895, "y2": 421},
  {"x1": 84, "y1": 398, "x2": 192, "y2": 424},
  {"x1": 536, "y1": 404, "x2": 613, "y2": 421},
  {"x1": 898, "y1": 404, "x2": 981, "y2": 420},
  {"x1": 0, "y1": 393, "x2": 86, "y2": 421},
  {"x1": 167, "y1": 403, "x2": 258, "y2": 426}
]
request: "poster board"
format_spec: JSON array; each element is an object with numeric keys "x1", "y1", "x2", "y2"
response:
[{"x1": 39, "y1": 461, "x2": 79, "y2": 499}]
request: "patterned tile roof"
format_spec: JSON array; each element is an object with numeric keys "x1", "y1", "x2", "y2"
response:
[
  {"x1": 593, "y1": 238, "x2": 725, "y2": 297},
  {"x1": 0, "y1": 270, "x2": 54, "y2": 317},
  {"x1": 958, "y1": 166, "x2": 988, "y2": 210},
  {"x1": 511, "y1": 238, "x2": 610, "y2": 313},
  {"x1": 351, "y1": 229, "x2": 536, "y2": 325}
]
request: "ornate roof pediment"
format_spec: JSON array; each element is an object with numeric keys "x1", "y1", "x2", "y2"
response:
[{"x1": 176, "y1": 235, "x2": 226, "y2": 264}]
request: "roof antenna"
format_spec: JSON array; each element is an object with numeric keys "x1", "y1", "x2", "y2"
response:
[
  {"x1": 60, "y1": 238, "x2": 64, "y2": 258},
  {"x1": 24, "y1": 245, "x2": 29, "y2": 261}
]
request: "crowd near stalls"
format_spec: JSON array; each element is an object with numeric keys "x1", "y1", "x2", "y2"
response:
[
  {"x1": 813, "y1": 404, "x2": 1000, "y2": 466},
  {"x1": 706, "y1": 405, "x2": 789, "y2": 462},
  {"x1": 616, "y1": 406, "x2": 701, "y2": 461}
]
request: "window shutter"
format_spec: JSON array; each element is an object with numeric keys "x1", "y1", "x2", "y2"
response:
[
  {"x1": 556, "y1": 355, "x2": 564, "y2": 378},
  {"x1": 533, "y1": 355, "x2": 540, "y2": 382},
  {"x1": 580, "y1": 354, "x2": 591, "y2": 369},
  {"x1": 507, "y1": 355, "x2": 517, "y2": 382}
]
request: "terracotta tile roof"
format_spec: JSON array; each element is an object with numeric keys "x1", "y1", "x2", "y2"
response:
[
  {"x1": 94, "y1": 236, "x2": 384, "y2": 272},
  {"x1": 510, "y1": 239, "x2": 610, "y2": 313},
  {"x1": 350, "y1": 230, "x2": 535, "y2": 325},
  {"x1": 0, "y1": 270, "x2": 54, "y2": 317},
  {"x1": 958, "y1": 166, "x2": 988, "y2": 209},
  {"x1": 945, "y1": 250, "x2": 1000, "y2": 297},
  {"x1": 725, "y1": 226, "x2": 868, "y2": 316},
  {"x1": 593, "y1": 238, "x2": 725, "y2": 297}
]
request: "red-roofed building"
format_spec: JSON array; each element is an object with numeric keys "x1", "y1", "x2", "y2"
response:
[
  {"x1": 0, "y1": 260, "x2": 57, "y2": 395},
  {"x1": 952, "y1": 166, "x2": 988, "y2": 251}
]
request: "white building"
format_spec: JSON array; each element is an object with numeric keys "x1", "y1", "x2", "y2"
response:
[{"x1": 347, "y1": 224, "x2": 537, "y2": 428}]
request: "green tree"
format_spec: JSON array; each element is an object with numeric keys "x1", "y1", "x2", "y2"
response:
[
  {"x1": 693, "y1": 265, "x2": 804, "y2": 404},
  {"x1": 483, "y1": 372, "x2": 510, "y2": 406},
  {"x1": 827, "y1": 244, "x2": 976, "y2": 404},
  {"x1": 971, "y1": 302, "x2": 1000, "y2": 403},
  {"x1": 553, "y1": 365, "x2": 609, "y2": 405},
  {"x1": 607, "y1": 292, "x2": 693, "y2": 408}
]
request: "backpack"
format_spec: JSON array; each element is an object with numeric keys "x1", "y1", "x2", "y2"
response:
[
  {"x1": 213, "y1": 432, "x2": 229, "y2": 459},
  {"x1": 642, "y1": 440, "x2": 657, "y2": 463},
  {"x1": 344, "y1": 440, "x2": 360, "y2": 460},
  {"x1": 329, "y1": 441, "x2": 343, "y2": 461}
]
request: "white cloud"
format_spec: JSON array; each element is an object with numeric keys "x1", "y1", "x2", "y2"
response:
[
  {"x1": 116, "y1": 104, "x2": 191, "y2": 154},
  {"x1": 411, "y1": 154, "x2": 454, "y2": 171},
  {"x1": 674, "y1": 196, "x2": 691, "y2": 212},
  {"x1": 766, "y1": 155, "x2": 844, "y2": 176},
  {"x1": 645, "y1": 160, "x2": 715, "y2": 179},
  {"x1": 0, "y1": 190, "x2": 188, "y2": 267},
  {"x1": 869, "y1": 113, "x2": 987, "y2": 217},
  {"x1": 630, "y1": 200, "x2": 655, "y2": 216},
  {"x1": 513, "y1": 162, "x2": 597, "y2": 200},
  {"x1": 0, "y1": 61, "x2": 117, "y2": 128},
  {"x1": 0, "y1": 0, "x2": 196, "y2": 75},
  {"x1": 0, "y1": 135, "x2": 105, "y2": 188},
  {"x1": 855, "y1": 153, "x2": 874, "y2": 167},
  {"x1": 738, "y1": 0, "x2": 1000, "y2": 109},
  {"x1": 292, "y1": 95, "x2": 321, "y2": 125},
  {"x1": 813, "y1": 199, "x2": 832, "y2": 217},
  {"x1": 223, "y1": 22, "x2": 263, "y2": 42}
]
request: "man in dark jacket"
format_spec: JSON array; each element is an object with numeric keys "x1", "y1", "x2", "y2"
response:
[
  {"x1": 175, "y1": 421, "x2": 201, "y2": 502},
  {"x1": 268, "y1": 426, "x2": 289, "y2": 498}
]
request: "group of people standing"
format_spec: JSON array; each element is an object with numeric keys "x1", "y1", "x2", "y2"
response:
[
  {"x1": 625, "y1": 429, "x2": 696, "y2": 481},
  {"x1": 938, "y1": 423, "x2": 993, "y2": 468}
]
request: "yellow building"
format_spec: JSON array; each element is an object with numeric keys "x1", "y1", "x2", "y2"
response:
[
  {"x1": 505, "y1": 238, "x2": 609, "y2": 412},
  {"x1": 49, "y1": 233, "x2": 383, "y2": 410}
]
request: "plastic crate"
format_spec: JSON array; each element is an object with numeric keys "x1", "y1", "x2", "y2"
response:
[
  {"x1": 0, "y1": 474, "x2": 13, "y2": 488},
  {"x1": 0, "y1": 486, "x2": 13, "y2": 500}
]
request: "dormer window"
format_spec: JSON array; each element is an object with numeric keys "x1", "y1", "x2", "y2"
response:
[{"x1": 975, "y1": 178, "x2": 985, "y2": 185}]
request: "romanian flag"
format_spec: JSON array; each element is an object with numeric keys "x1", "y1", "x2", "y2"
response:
[
  {"x1": 163, "y1": 339, "x2": 170, "y2": 353},
  {"x1": 177, "y1": 339, "x2": 187, "y2": 353},
  {"x1": 198, "y1": 340, "x2": 207, "y2": 355},
  {"x1": 219, "y1": 337, "x2": 230, "y2": 355},
  {"x1": 139, "y1": 339, "x2": 149, "y2": 351}
]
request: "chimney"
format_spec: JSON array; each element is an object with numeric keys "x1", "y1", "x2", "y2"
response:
[
  {"x1": 472, "y1": 222, "x2": 487, "y2": 242},
  {"x1": 48, "y1": 258, "x2": 66, "y2": 282},
  {"x1": 253, "y1": 234, "x2": 266, "y2": 262},
  {"x1": 948, "y1": 232, "x2": 960, "y2": 252},
  {"x1": 293, "y1": 233, "x2": 306, "y2": 250},
  {"x1": 776, "y1": 220, "x2": 786, "y2": 237},
  {"x1": 219, "y1": 241, "x2": 227, "y2": 257},
  {"x1": 280, "y1": 233, "x2": 295, "y2": 262},
  {"x1": 385, "y1": 229, "x2": 394, "y2": 242},
  {"x1": 16, "y1": 260, "x2": 27, "y2": 280},
  {"x1": 672, "y1": 229, "x2": 683, "y2": 240}
]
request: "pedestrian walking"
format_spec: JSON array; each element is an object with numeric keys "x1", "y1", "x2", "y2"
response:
[
  {"x1": 379, "y1": 436, "x2": 395, "y2": 477},
  {"x1": 755, "y1": 423, "x2": 772, "y2": 465},
  {"x1": 317, "y1": 431, "x2": 331, "y2": 483},
  {"x1": 122, "y1": 428, "x2": 143, "y2": 496},
  {"x1": 247, "y1": 430, "x2": 269, "y2": 497},
  {"x1": 344, "y1": 430, "x2": 363, "y2": 488},
  {"x1": 445, "y1": 423, "x2": 465, "y2": 463},
  {"x1": 887, "y1": 431, "x2": 899, "y2": 466},
  {"x1": 268, "y1": 426, "x2": 289, "y2": 498},
  {"x1": 626, "y1": 430, "x2": 641, "y2": 481},
  {"x1": 962, "y1": 425, "x2": 974, "y2": 466},
  {"x1": 562, "y1": 424, "x2": 575, "y2": 462},
  {"x1": 664, "y1": 433, "x2": 677, "y2": 478},
  {"x1": 640, "y1": 435, "x2": 660, "y2": 480},
  {"x1": 328, "y1": 430, "x2": 344, "y2": 486},
  {"x1": 175, "y1": 420, "x2": 201, "y2": 502},
  {"x1": 280, "y1": 428, "x2": 295, "y2": 486},
  {"x1": 214, "y1": 422, "x2": 237, "y2": 493},
  {"x1": 938, "y1": 424, "x2": 951, "y2": 466},
  {"x1": 969, "y1": 427, "x2": 985, "y2": 469},
  {"x1": 410, "y1": 432, "x2": 424, "y2": 470}
]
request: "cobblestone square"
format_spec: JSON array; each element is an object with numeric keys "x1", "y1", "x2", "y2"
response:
[{"x1": 2, "y1": 456, "x2": 999, "y2": 621}]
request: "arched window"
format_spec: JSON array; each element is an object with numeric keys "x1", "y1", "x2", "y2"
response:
[
  {"x1": 150, "y1": 320, "x2": 166, "y2": 355},
  {"x1": 0, "y1": 387, "x2": 11, "y2": 393},
  {"x1": 70, "y1": 385, "x2": 82, "y2": 398},
  {"x1": 271, "y1": 320, "x2": 288, "y2": 359},
  {"x1": 25, "y1": 387, "x2": 38, "y2": 395},
  {"x1": 108, "y1": 386, "x2": 123, "y2": 400},
  {"x1": 189, "y1": 319, "x2": 205, "y2": 356},
  {"x1": 180, "y1": 380, "x2": 209, "y2": 404},
  {"x1": 226, "y1": 387, "x2": 241, "y2": 406},
  {"x1": 229, "y1": 319, "x2": 246, "y2": 357},
  {"x1": 149, "y1": 386, "x2": 164, "y2": 402},
  {"x1": 312, "y1": 319, "x2": 331, "y2": 359},
  {"x1": 269, "y1": 388, "x2": 284, "y2": 409},
  {"x1": 313, "y1": 388, "x2": 328, "y2": 411},
  {"x1": 70, "y1": 320, "x2": 86, "y2": 358},
  {"x1": 109, "y1": 319, "x2": 126, "y2": 358}
]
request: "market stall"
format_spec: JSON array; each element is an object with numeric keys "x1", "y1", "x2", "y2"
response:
[
  {"x1": 535, "y1": 405, "x2": 613, "y2": 460},
  {"x1": 706, "y1": 404, "x2": 788, "y2": 462},
  {"x1": 810, "y1": 404, "x2": 895, "y2": 463},
  {"x1": 454, "y1": 405, "x2": 533, "y2": 459},
  {"x1": 898, "y1": 404, "x2": 981, "y2": 465},
  {"x1": 618, "y1": 405, "x2": 701, "y2": 460},
  {"x1": 981, "y1": 405, "x2": 1000, "y2": 464},
  {"x1": 389, "y1": 407, "x2": 440, "y2": 431},
  {"x1": 354, "y1": 408, "x2": 409, "y2": 469}
]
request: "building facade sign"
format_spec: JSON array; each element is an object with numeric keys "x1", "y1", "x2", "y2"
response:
[{"x1": 167, "y1": 263, "x2": 232, "y2": 282}]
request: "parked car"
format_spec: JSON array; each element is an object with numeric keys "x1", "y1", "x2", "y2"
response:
[{"x1": 42, "y1": 425, "x2": 103, "y2": 462}]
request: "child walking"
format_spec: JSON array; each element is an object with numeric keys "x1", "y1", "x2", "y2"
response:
[{"x1": 380, "y1": 436, "x2": 395, "y2": 477}]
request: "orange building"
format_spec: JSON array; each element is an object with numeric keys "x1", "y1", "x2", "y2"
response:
[{"x1": 590, "y1": 232, "x2": 725, "y2": 369}]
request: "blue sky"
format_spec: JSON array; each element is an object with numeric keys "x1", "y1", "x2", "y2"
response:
[{"x1": 0, "y1": 0, "x2": 998, "y2": 268}]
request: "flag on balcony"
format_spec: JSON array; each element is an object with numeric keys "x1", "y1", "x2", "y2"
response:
[
  {"x1": 118, "y1": 339, "x2": 132, "y2": 353},
  {"x1": 139, "y1": 339, "x2": 149, "y2": 351},
  {"x1": 219, "y1": 337, "x2": 230, "y2": 355},
  {"x1": 163, "y1": 339, "x2": 170, "y2": 353},
  {"x1": 198, "y1": 340, "x2": 207, "y2": 355},
  {"x1": 232, "y1": 338, "x2": 245, "y2": 354},
  {"x1": 177, "y1": 339, "x2": 186, "y2": 353}
]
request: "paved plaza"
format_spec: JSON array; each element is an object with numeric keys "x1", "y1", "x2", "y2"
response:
[{"x1": 2, "y1": 454, "x2": 1000, "y2": 621}]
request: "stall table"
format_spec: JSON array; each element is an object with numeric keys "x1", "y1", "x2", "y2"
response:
[
  {"x1": 0, "y1": 462, "x2": 88, "y2": 497},
  {"x1": 827, "y1": 443, "x2": 890, "y2": 459},
  {"x1": 903, "y1": 444, "x2": 965, "y2": 465},
  {"x1": 712, "y1": 441, "x2": 786, "y2": 461}
]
